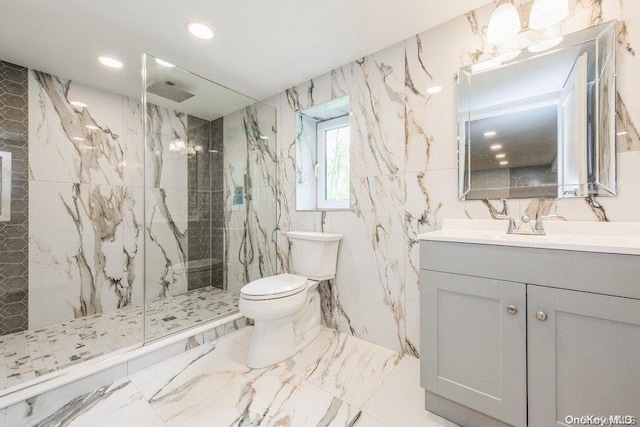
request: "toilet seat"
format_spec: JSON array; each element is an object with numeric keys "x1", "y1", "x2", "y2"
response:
[{"x1": 240, "y1": 273, "x2": 308, "y2": 301}]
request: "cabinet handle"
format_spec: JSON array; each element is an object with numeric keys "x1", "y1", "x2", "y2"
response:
[
  {"x1": 507, "y1": 305, "x2": 518, "y2": 315},
  {"x1": 536, "y1": 311, "x2": 548, "y2": 321}
]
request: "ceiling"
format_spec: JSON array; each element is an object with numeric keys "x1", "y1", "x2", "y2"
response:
[{"x1": 0, "y1": 0, "x2": 491, "y2": 102}]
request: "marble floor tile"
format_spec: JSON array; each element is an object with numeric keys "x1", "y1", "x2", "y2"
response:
[
  {"x1": 20, "y1": 378, "x2": 166, "y2": 427},
  {"x1": 175, "y1": 365, "x2": 371, "y2": 427},
  {"x1": 363, "y1": 356, "x2": 456, "y2": 427},
  {"x1": 6, "y1": 327, "x2": 455, "y2": 427},
  {"x1": 0, "y1": 287, "x2": 238, "y2": 391},
  {"x1": 224, "y1": 325, "x2": 254, "y2": 348},
  {"x1": 279, "y1": 328, "x2": 402, "y2": 409},
  {"x1": 130, "y1": 337, "x2": 259, "y2": 426}
]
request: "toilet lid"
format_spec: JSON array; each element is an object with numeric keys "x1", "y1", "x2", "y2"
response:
[{"x1": 240, "y1": 273, "x2": 308, "y2": 299}]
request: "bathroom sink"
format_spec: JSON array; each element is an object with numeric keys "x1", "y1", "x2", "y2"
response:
[{"x1": 419, "y1": 219, "x2": 640, "y2": 255}]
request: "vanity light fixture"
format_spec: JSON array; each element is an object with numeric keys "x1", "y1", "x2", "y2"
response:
[
  {"x1": 490, "y1": 144, "x2": 503, "y2": 150},
  {"x1": 496, "y1": 153, "x2": 506, "y2": 159},
  {"x1": 500, "y1": 160, "x2": 509, "y2": 166},
  {"x1": 529, "y1": 0, "x2": 569, "y2": 30},
  {"x1": 98, "y1": 56, "x2": 124, "y2": 69},
  {"x1": 528, "y1": 36, "x2": 564, "y2": 53},
  {"x1": 155, "y1": 58, "x2": 175, "y2": 68},
  {"x1": 427, "y1": 85, "x2": 443, "y2": 94},
  {"x1": 70, "y1": 101, "x2": 88, "y2": 108},
  {"x1": 187, "y1": 22, "x2": 214, "y2": 40},
  {"x1": 487, "y1": 0, "x2": 569, "y2": 46},
  {"x1": 484, "y1": 131, "x2": 497, "y2": 138},
  {"x1": 487, "y1": 2, "x2": 521, "y2": 45}
]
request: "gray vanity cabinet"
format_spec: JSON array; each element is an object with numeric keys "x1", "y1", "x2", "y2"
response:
[
  {"x1": 528, "y1": 285, "x2": 640, "y2": 427},
  {"x1": 420, "y1": 240, "x2": 640, "y2": 427},
  {"x1": 421, "y1": 270, "x2": 527, "y2": 426}
]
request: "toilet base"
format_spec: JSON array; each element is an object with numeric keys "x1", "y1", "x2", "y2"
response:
[{"x1": 245, "y1": 289, "x2": 322, "y2": 369}]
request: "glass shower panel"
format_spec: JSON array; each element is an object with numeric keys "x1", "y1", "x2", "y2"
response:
[
  {"x1": 0, "y1": 59, "x2": 145, "y2": 393},
  {"x1": 143, "y1": 55, "x2": 277, "y2": 341}
]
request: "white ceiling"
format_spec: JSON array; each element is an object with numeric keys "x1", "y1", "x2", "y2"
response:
[{"x1": 0, "y1": 0, "x2": 491, "y2": 102}]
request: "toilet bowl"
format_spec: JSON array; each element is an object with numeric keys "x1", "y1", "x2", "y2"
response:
[{"x1": 239, "y1": 231, "x2": 342, "y2": 369}]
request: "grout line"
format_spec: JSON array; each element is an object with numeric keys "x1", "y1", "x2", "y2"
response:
[
  {"x1": 359, "y1": 353, "x2": 405, "y2": 410},
  {"x1": 129, "y1": 378, "x2": 169, "y2": 427}
]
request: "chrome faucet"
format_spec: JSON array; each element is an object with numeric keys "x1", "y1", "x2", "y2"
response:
[{"x1": 497, "y1": 214, "x2": 561, "y2": 236}]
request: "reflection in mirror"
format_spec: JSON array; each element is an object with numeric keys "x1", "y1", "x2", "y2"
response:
[
  {"x1": 458, "y1": 21, "x2": 617, "y2": 200},
  {"x1": 144, "y1": 54, "x2": 277, "y2": 341},
  {"x1": 296, "y1": 97, "x2": 351, "y2": 211}
]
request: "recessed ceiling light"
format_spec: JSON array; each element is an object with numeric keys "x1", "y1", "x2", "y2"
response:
[
  {"x1": 484, "y1": 131, "x2": 497, "y2": 138},
  {"x1": 427, "y1": 86, "x2": 443, "y2": 94},
  {"x1": 86, "y1": 125, "x2": 99, "y2": 130},
  {"x1": 97, "y1": 56, "x2": 124, "y2": 69},
  {"x1": 490, "y1": 144, "x2": 503, "y2": 150},
  {"x1": 155, "y1": 58, "x2": 175, "y2": 68},
  {"x1": 186, "y1": 22, "x2": 214, "y2": 40},
  {"x1": 70, "y1": 101, "x2": 88, "y2": 108},
  {"x1": 496, "y1": 153, "x2": 506, "y2": 159},
  {"x1": 500, "y1": 161, "x2": 509, "y2": 166},
  {"x1": 617, "y1": 131, "x2": 629, "y2": 136}
]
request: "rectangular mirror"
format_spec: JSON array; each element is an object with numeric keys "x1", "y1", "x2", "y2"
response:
[{"x1": 458, "y1": 21, "x2": 617, "y2": 200}]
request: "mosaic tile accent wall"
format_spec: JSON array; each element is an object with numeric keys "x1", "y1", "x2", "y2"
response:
[
  {"x1": 0, "y1": 61, "x2": 29, "y2": 335},
  {"x1": 187, "y1": 116, "x2": 224, "y2": 290}
]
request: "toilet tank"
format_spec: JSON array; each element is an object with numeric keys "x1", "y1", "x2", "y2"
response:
[{"x1": 286, "y1": 231, "x2": 343, "y2": 281}]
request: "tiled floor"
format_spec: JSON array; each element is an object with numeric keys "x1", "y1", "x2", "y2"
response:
[
  {"x1": 8, "y1": 326, "x2": 458, "y2": 426},
  {"x1": 0, "y1": 287, "x2": 238, "y2": 390}
]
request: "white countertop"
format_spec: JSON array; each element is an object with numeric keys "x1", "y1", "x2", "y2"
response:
[{"x1": 419, "y1": 219, "x2": 640, "y2": 255}]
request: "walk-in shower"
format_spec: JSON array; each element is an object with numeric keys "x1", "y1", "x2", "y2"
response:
[{"x1": 0, "y1": 54, "x2": 277, "y2": 395}]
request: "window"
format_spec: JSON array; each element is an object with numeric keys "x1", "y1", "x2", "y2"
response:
[{"x1": 316, "y1": 115, "x2": 350, "y2": 210}]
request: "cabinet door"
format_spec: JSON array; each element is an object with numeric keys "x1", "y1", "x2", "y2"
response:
[
  {"x1": 528, "y1": 285, "x2": 640, "y2": 427},
  {"x1": 421, "y1": 270, "x2": 527, "y2": 426}
]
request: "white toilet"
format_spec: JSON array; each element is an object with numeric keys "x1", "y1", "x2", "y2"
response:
[{"x1": 239, "y1": 231, "x2": 342, "y2": 368}]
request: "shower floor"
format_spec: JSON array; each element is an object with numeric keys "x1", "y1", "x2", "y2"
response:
[{"x1": 0, "y1": 287, "x2": 239, "y2": 391}]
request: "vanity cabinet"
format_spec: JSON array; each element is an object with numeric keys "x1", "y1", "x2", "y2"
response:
[
  {"x1": 421, "y1": 271, "x2": 527, "y2": 426},
  {"x1": 420, "y1": 240, "x2": 640, "y2": 427}
]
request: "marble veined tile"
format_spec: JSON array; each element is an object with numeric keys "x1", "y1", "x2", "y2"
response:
[
  {"x1": 279, "y1": 328, "x2": 402, "y2": 409},
  {"x1": 130, "y1": 337, "x2": 258, "y2": 426},
  {"x1": 176, "y1": 365, "x2": 370, "y2": 427},
  {"x1": 28, "y1": 70, "x2": 125, "y2": 186},
  {"x1": 10, "y1": 378, "x2": 165, "y2": 427},
  {"x1": 363, "y1": 356, "x2": 457, "y2": 427},
  {"x1": 332, "y1": 42, "x2": 405, "y2": 178},
  {"x1": 224, "y1": 325, "x2": 254, "y2": 348}
]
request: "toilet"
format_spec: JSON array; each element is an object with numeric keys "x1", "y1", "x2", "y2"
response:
[{"x1": 239, "y1": 231, "x2": 342, "y2": 368}]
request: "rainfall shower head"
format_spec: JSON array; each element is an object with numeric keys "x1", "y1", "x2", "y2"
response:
[{"x1": 146, "y1": 81, "x2": 195, "y2": 103}]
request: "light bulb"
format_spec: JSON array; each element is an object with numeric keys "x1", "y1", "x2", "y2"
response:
[
  {"x1": 487, "y1": 3, "x2": 521, "y2": 45},
  {"x1": 529, "y1": 0, "x2": 569, "y2": 30}
]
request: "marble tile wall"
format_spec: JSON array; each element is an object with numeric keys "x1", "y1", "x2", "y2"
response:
[
  {"x1": 0, "y1": 61, "x2": 29, "y2": 335},
  {"x1": 275, "y1": 0, "x2": 640, "y2": 356},
  {"x1": 222, "y1": 102, "x2": 278, "y2": 295},
  {"x1": 28, "y1": 70, "x2": 144, "y2": 330}
]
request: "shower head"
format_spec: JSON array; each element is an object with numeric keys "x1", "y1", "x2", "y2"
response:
[{"x1": 146, "y1": 81, "x2": 195, "y2": 103}]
